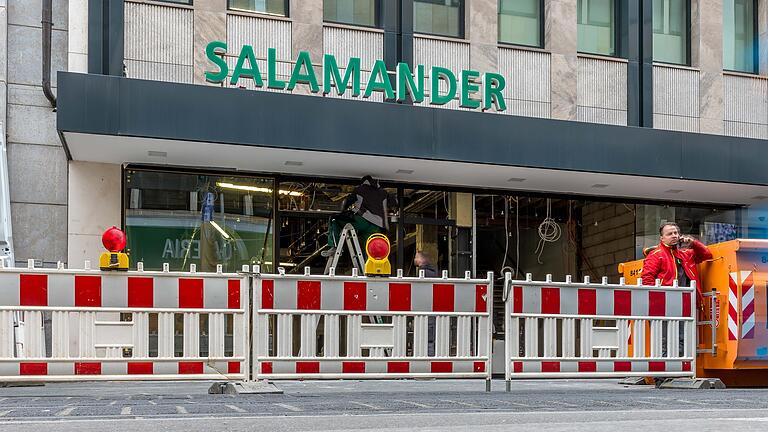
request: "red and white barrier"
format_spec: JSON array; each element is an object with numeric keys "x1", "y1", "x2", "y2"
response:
[
  {"x1": 0, "y1": 261, "x2": 249, "y2": 382},
  {"x1": 504, "y1": 273, "x2": 696, "y2": 384},
  {"x1": 253, "y1": 268, "x2": 494, "y2": 383}
]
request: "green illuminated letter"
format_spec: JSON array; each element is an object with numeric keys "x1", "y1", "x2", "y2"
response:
[
  {"x1": 230, "y1": 45, "x2": 263, "y2": 87},
  {"x1": 482, "y1": 72, "x2": 507, "y2": 111},
  {"x1": 430, "y1": 66, "x2": 456, "y2": 105},
  {"x1": 204, "y1": 41, "x2": 228, "y2": 83},
  {"x1": 268, "y1": 48, "x2": 286, "y2": 90},
  {"x1": 396, "y1": 63, "x2": 425, "y2": 103},
  {"x1": 323, "y1": 54, "x2": 361, "y2": 96},
  {"x1": 460, "y1": 69, "x2": 481, "y2": 109},
  {"x1": 288, "y1": 51, "x2": 320, "y2": 92},
  {"x1": 364, "y1": 60, "x2": 395, "y2": 99}
]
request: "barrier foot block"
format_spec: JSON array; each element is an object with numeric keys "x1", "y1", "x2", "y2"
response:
[
  {"x1": 657, "y1": 378, "x2": 726, "y2": 390},
  {"x1": 0, "y1": 381, "x2": 45, "y2": 388},
  {"x1": 208, "y1": 381, "x2": 283, "y2": 395},
  {"x1": 618, "y1": 377, "x2": 649, "y2": 386}
]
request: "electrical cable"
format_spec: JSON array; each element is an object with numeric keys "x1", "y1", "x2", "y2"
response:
[{"x1": 535, "y1": 198, "x2": 562, "y2": 264}]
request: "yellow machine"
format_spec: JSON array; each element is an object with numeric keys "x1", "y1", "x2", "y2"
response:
[
  {"x1": 99, "y1": 226, "x2": 130, "y2": 271},
  {"x1": 619, "y1": 239, "x2": 768, "y2": 386},
  {"x1": 364, "y1": 233, "x2": 391, "y2": 276}
]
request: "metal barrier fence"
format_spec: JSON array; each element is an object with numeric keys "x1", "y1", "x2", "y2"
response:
[
  {"x1": 0, "y1": 260, "x2": 249, "y2": 382},
  {"x1": 252, "y1": 267, "x2": 494, "y2": 388},
  {"x1": 503, "y1": 273, "x2": 696, "y2": 387}
]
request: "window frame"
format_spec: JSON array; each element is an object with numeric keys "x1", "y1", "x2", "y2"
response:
[
  {"x1": 227, "y1": 0, "x2": 290, "y2": 18},
  {"x1": 413, "y1": 0, "x2": 466, "y2": 40},
  {"x1": 576, "y1": 0, "x2": 621, "y2": 58},
  {"x1": 723, "y1": 0, "x2": 759, "y2": 75},
  {"x1": 323, "y1": 0, "x2": 382, "y2": 30},
  {"x1": 652, "y1": 0, "x2": 692, "y2": 67},
  {"x1": 153, "y1": 0, "x2": 193, "y2": 5},
  {"x1": 497, "y1": 0, "x2": 545, "y2": 49}
]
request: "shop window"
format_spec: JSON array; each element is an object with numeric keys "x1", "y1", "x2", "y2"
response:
[
  {"x1": 228, "y1": 0, "x2": 287, "y2": 16},
  {"x1": 577, "y1": 0, "x2": 616, "y2": 56},
  {"x1": 414, "y1": 0, "x2": 464, "y2": 38},
  {"x1": 723, "y1": 0, "x2": 757, "y2": 73},
  {"x1": 324, "y1": 0, "x2": 379, "y2": 28},
  {"x1": 653, "y1": 0, "x2": 689, "y2": 65},
  {"x1": 124, "y1": 170, "x2": 275, "y2": 273},
  {"x1": 498, "y1": 0, "x2": 542, "y2": 48}
]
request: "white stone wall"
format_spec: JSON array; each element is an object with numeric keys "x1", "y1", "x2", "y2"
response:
[
  {"x1": 577, "y1": 56, "x2": 628, "y2": 126},
  {"x1": 723, "y1": 74, "x2": 768, "y2": 139},
  {"x1": 653, "y1": 64, "x2": 701, "y2": 133},
  {"x1": 4, "y1": 0, "x2": 69, "y2": 266},
  {"x1": 497, "y1": 47, "x2": 551, "y2": 118}
]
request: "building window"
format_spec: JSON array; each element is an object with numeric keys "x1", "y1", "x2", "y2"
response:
[
  {"x1": 228, "y1": 0, "x2": 287, "y2": 16},
  {"x1": 324, "y1": 0, "x2": 378, "y2": 27},
  {"x1": 653, "y1": 0, "x2": 689, "y2": 65},
  {"x1": 414, "y1": 0, "x2": 464, "y2": 38},
  {"x1": 124, "y1": 170, "x2": 276, "y2": 273},
  {"x1": 724, "y1": 0, "x2": 757, "y2": 73},
  {"x1": 577, "y1": 0, "x2": 616, "y2": 56},
  {"x1": 498, "y1": 0, "x2": 542, "y2": 47}
]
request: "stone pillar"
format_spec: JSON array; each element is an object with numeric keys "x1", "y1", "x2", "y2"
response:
[
  {"x1": 289, "y1": 0, "x2": 323, "y2": 95},
  {"x1": 545, "y1": 0, "x2": 577, "y2": 121},
  {"x1": 759, "y1": 0, "x2": 768, "y2": 75},
  {"x1": 692, "y1": 0, "x2": 723, "y2": 135},
  {"x1": 68, "y1": 0, "x2": 88, "y2": 73},
  {"x1": 193, "y1": 0, "x2": 226, "y2": 85},
  {"x1": 67, "y1": 162, "x2": 122, "y2": 267},
  {"x1": 1, "y1": 0, "x2": 7, "y2": 128},
  {"x1": 468, "y1": 0, "x2": 498, "y2": 75}
]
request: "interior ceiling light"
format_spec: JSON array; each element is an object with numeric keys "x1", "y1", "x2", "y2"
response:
[
  {"x1": 209, "y1": 220, "x2": 230, "y2": 239},
  {"x1": 217, "y1": 182, "x2": 303, "y2": 197},
  {"x1": 591, "y1": 184, "x2": 609, "y2": 189},
  {"x1": 665, "y1": 189, "x2": 684, "y2": 194},
  {"x1": 507, "y1": 177, "x2": 526, "y2": 182},
  {"x1": 147, "y1": 150, "x2": 167, "y2": 157},
  {"x1": 284, "y1": 161, "x2": 304, "y2": 166},
  {"x1": 396, "y1": 169, "x2": 414, "y2": 174}
]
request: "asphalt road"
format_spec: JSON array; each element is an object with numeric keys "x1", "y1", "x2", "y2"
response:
[{"x1": 1, "y1": 379, "x2": 767, "y2": 431}]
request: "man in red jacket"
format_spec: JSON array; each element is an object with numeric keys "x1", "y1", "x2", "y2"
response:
[{"x1": 641, "y1": 221, "x2": 713, "y2": 302}]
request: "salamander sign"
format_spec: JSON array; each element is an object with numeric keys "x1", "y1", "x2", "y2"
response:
[{"x1": 204, "y1": 41, "x2": 506, "y2": 112}]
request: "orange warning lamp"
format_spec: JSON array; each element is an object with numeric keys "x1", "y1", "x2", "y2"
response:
[
  {"x1": 364, "y1": 233, "x2": 391, "y2": 276},
  {"x1": 99, "y1": 226, "x2": 129, "y2": 271}
]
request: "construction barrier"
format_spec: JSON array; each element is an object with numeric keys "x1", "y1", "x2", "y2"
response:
[
  {"x1": 252, "y1": 267, "x2": 494, "y2": 386},
  {"x1": 0, "y1": 260, "x2": 249, "y2": 382},
  {"x1": 503, "y1": 273, "x2": 696, "y2": 385}
]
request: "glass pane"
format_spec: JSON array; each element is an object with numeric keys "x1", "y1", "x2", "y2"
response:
[
  {"x1": 229, "y1": 0, "x2": 287, "y2": 16},
  {"x1": 723, "y1": 0, "x2": 756, "y2": 73},
  {"x1": 277, "y1": 181, "x2": 398, "y2": 275},
  {"x1": 653, "y1": 0, "x2": 688, "y2": 64},
  {"x1": 498, "y1": 0, "x2": 541, "y2": 47},
  {"x1": 124, "y1": 170, "x2": 274, "y2": 273},
  {"x1": 324, "y1": 0, "x2": 378, "y2": 27},
  {"x1": 577, "y1": 0, "x2": 615, "y2": 56},
  {"x1": 414, "y1": 0, "x2": 463, "y2": 38}
]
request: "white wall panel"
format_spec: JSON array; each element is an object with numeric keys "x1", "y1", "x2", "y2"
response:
[
  {"x1": 498, "y1": 47, "x2": 550, "y2": 118},
  {"x1": 323, "y1": 26, "x2": 384, "y2": 102}
]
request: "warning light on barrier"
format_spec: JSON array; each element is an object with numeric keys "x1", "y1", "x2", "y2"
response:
[
  {"x1": 364, "y1": 233, "x2": 391, "y2": 276},
  {"x1": 99, "y1": 226, "x2": 129, "y2": 271}
]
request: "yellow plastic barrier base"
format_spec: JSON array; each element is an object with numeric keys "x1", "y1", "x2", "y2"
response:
[
  {"x1": 364, "y1": 260, "x2": 391, "y2": 277},
  {"x1": 99, "y1": 252, "x2": 129, "y2": 271}
]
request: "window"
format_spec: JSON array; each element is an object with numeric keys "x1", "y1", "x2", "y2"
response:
[
  {"x1": 124, "y1": 170, "x2": 275, "y2": 273},
  {"x1": 577, "y1": 0, "x2": 616, "y2": 56},
  {"x1": 414, "y1": 0, "x2": 464, "y2": 38},
  {"x1": 498, "y1": 0, "x2": 542, "y2": 47},
  {"x1": 653, "y1": 0, "x2": 689, "y2": 65},
  {"x1": 228, "y1": 0, "x2": 287, "y2": 16},
  {"x1": 723, "y1": 0, "x2": 757, "y2": 73},
  {"x1": 324, "y1": 0, "x2": 378, "y2": 27}
]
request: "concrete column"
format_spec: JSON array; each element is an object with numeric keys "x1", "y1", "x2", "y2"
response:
[
  {"x1": 759, "y1": 0, "x2": 768, "y2": 75},
  {"x1": 1, "y1": 0, "x2": 7, "y2": 128},
  {"x1": 193, "y1": 0, "x2": 226, "y2": 85},
  {"x1": 692, "y1": 0, "x2": 724, "y2": 135},
  {"x1": 545, "y1": 0, "x2": 578, "y2": 121},
  {"x1": 68, "y1": 0, "x2": 88, "y2": 73},
  {"x1": 289, "y1": 0, "x2": 323, "y2": 95},
  {"x1": 67, "y1": 162, "x2": 122, "y2": 267},
  {"x1": 468, "y1": 0, "x2": 498, "y2": 74}
]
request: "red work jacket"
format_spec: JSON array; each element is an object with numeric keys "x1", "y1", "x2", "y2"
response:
[{"x1": 641, "y1": 240, "x2": 713, "y2": 303}]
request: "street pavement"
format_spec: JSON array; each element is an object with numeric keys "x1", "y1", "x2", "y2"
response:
[{"x1": 1, "y1": 379, "x2": 768, "y2": 431}]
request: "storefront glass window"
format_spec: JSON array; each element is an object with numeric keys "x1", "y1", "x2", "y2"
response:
[
  {"x1": 498, "y1": 0, "x2": 541, "y2": 47},
  {"x1": 577, "y1": 0, "x2": 616, "y2": 56},
  {"x1": 324, "y1": 0, "x2": 378, "y2": 27},
  {"x1": 414, "y1": 0, "x2": 464, "y2": 38},
  {"x1": 653, "y1": 0, "x2": 689, "y2": 65},
  {"x1": 723, "y1": 0, "x2": 756, "y2": 73},
  {"x1": 124, "y1": 170, "x2": 274, "y2": 273},
  {"x1": 228, "y1": 0, "x2": 287, "y2": 16}
]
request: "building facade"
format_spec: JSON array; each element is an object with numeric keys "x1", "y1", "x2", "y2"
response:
[{"x1": 3, "y1": 0, "x2": 768, "y2": 308}]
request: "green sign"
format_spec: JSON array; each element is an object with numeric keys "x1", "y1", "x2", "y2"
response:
[{"x1": 205, "y1": 41, "x2": 507, "y2": 112}]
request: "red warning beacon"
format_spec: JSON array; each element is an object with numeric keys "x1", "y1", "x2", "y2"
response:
[{"x1": 99, "y1": 226, "x2": 129, "y2": 270}]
